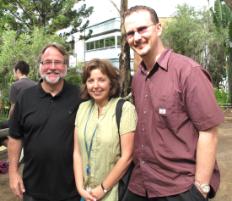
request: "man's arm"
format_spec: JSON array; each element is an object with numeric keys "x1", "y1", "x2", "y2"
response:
[
  {"x1": 195, "y1": 126, "x2": 218, "y2": 197},
  {"x1": 8, "y1": 103, "x2": 15, "y2": 119},
  {"x1": 8, "y1": 136, "x2": 25, "y2": 199}
]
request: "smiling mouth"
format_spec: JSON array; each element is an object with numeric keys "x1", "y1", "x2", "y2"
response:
[
  {"x1": 93, "y1": 92, "x2": 102, "y2": 95},
  {"x1": 134, "y1": 45, "x2": 144, "y2": 50},
  {"x1": 47, "y1": 71, "x2": 60, "y2": 75},
  {"x1": 91, "y1": 90, "x2": 104, "y2": 95}
]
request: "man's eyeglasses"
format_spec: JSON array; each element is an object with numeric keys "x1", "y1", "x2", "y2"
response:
[
  {"x1": 126, "y1": 24, "x2": 155, "y2": 40},
  {"x1": 40, "y1": 60, "x2": 66, "y2": 67}
]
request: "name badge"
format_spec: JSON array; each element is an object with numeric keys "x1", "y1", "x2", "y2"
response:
[{"x1": 159, "y1": 108, "x2": 166, "y2": 115}]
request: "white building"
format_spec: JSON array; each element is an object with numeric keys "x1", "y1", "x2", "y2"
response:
[
  {"x1": 69, "y1": 0, "x2": 210, "y2": 68},
  {"x1": 69, "y1": 17, "x2": 131, "y2": 68}
]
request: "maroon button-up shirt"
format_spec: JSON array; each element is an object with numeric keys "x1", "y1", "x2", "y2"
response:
[{"x1": 129, "y1": 49, "x2": 224, "y2": 198}]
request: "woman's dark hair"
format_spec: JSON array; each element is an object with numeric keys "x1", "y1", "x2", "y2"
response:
[{"x1": 81, "y1": 58, "x2": 121, "y2": 100}]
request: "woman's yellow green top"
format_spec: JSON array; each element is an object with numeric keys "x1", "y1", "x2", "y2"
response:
[{"x1": 75, "y1": 98, "x2": 137, "y2": 201}]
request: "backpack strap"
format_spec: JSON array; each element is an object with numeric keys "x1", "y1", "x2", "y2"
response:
[{"x1": 115, "y1": 99, "x2": 126, "y2": 135}]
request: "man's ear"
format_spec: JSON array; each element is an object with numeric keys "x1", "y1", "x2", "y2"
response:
[
  {"x1": 156, "y1": 23, "x2": 163, "y2": 37},
  {"x1": 15, "y1": 69, "x2": 21, "y2": 76}
]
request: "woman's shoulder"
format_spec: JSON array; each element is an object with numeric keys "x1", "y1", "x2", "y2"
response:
[
  {"x1": 120, "y1": 99, "x2": 135, "y2": 110},
  {"x1": 79, "y1": 100, "x2": 93, "y2": 110},
  {"x1": 113, "y1": 97, "x2": 136, "y2": 112}
]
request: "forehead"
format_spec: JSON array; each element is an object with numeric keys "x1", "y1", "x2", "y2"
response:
[
  {"x1": 41, "y1": 47, "x2": 64, "y2": 60},
  {"x1": 88, "y1": 68, "x2": 111, "y2": 81},
  {"x1": 89, "y1": 68, "x2": 107, "y2": 77},
  {"x1": 125, "y1": 10, "x2": 152, "y2": 30}
]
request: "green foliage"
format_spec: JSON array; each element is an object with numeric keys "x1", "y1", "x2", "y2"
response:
[
  {"x1": 228, "y1": 22, "x2": 232, "y2": 104},
  {"x1": 215, "y1": 88, "x2": 228, "y2": 105},
  {"x1": 0, "y1": 1, "x2": 94, "y2": 111},
  {"x1": 211, "y1": 0, "x2": 232, "y2": 104},
  {"x1": 212, "y1": 0, "x2": 232, "y2": 30},
  {"x1": 163, "y1": 4, "x2": 207, "y2": 62},
  {"x1": 229, "y1": 21, "x2": 232, "y2": 39},
  {"x1": 162, "y1": 4, "x2": 227, "y2": 88},
  {"x1": 0, "y1": 0, "x2": 93, "y2": 37},
  {"x1": 0, "y1": 98, "x2": 9, "y2": 120},
  {"x1": 207, "y1": 27, "x2": 227, "y2": 88},
  {"x1": 65, "y1": 67, "x2": 82, "y2": 86},
  {"x1": 0, "y1": 28, "x2": 66, "y2": 111},
  {"x1": 0, "y1": 28, "x2": 65, "y2": 80},
  {"x1": 0, "y1": 114, "x2": 7, "y2": 122}
]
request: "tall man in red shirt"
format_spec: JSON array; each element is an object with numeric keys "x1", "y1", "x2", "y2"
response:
[{"x1": 123, "y1": 5, "x2": 224, "y2": 201}]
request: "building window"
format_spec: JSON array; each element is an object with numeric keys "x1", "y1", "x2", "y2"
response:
[
  {"x1": 99, "y1": 39, "x2": 104, "y2": 48},
  {"x1": 95, "y1": 39, "x2": 104, "y2": 49},
  {"x1": 86, "y1": 42, "x2": 95, "y2": 51},
  {"x1": 117, "y1": 36, "x2": 121, "y2": 46},
  {"x1": 86, "y1": 36, "x2": 119, "y2": 51},
  {"x1": 105, "y1": 36, "x2": 115, "y2": 48}
]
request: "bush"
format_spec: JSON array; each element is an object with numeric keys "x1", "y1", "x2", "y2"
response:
[
  {"x1": 215, "y1": 88, "x2": 228, "y2": 105},
  {"x1": 65, "y1": 67, "x2": 82, "y2": 86}
]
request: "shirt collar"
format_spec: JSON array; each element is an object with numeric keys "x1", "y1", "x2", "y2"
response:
[
  {"x1": 38, "y1": 79, "x2": 67, "y2": 98},
  {"x1": 139, "y1": 48, "x2": 173, "y2": 76}
]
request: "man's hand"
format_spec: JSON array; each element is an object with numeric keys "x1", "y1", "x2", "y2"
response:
[{"x1": 9, "y1": 171, "x2": 25, "y2": 199}]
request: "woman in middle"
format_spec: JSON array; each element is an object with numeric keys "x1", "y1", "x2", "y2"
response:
[{"x1": 73, "y1": 59, "x2": 137, "y2": 201}]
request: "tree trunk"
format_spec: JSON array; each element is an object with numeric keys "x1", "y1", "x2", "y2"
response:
[
  {"x1": 227, "y1": 21, "x2": 232, "y2": 104},
  {"x1": 224, "y1": 0, "x2": 232, "y2": 10},
  {"x1": 228, "y1": 57, "x2": 232, "y2": 104},
  {"x1": 119, "y1": 0, "x2": 131, "y2": 97}
]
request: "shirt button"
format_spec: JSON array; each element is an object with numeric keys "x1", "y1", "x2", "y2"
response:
[
  {"x1": 145, "y1": 94, "x2": 148, "y2": 98},
  {"x1": 144, "y1": 111, "x2": 147, "y2": 114},
  {"x1": 141, "y1": 144, "x2": 144, "y2": 148},
  {"x1": 142, "y1": 128, "x2": 145, "y2": 131},
  {"x1": 141, "y1": 160, "x2": 145, "y2": 164}
]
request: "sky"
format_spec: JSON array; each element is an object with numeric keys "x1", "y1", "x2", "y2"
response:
[{"x1": 79, "y1": 0, "x2": 214, "y2": 25}]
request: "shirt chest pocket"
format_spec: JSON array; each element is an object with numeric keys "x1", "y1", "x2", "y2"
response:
[{"x1": 152, "y1": 92, "x2": 188, "y2": 134}]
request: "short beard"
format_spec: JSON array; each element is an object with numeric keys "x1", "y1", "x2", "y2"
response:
[
  {"x1": 42, "y1": 75, "x2": 62, "y2": 84},
  {"x1": 40, "y1": 68, "x2": 67, "y2": 85}
]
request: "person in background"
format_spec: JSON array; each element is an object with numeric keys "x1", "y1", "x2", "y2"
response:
[
  {"x1": 73, "y1": 59, "x2": 137, "y2": 201},
  {"x1": 8, "y1": 43, "x2": 81, "y2": 201},
  {"x1": 123, "y1": 5, "x2": 224, "y2": 201},
  {"x1": 0, "y1": 61, "x2": 36, "y2": 148},
  {"x1": 9, "y1": 60, "x2": 37, "y2": 118}
]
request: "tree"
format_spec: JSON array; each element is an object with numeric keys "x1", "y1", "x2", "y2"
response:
[
  {"x1": 211, "y1": 0, "x2": 232, "y2": 103},
  {"x1": 163, "y1": 4, "x2": 227, "y2": 88},
  {"x1": 224, "y1": 0, "x2": 232, "y2": 9},
  {"x1": 119, "y1": 0, "x2": 131, "y2": 97},
  {"x1": 0, "y1": 0, "x2": 93, "y2": 37},
  {"x1": 110, "y1": 0, "x2": 131, "y2": 97},
  {"x1": 228, "y1": 21, "x2": 232, "y2": 104},
  {"x1": 163, "y1": 5, "x2": 208, "y2": 63},
  {"x1": 0, "y1": 28, "x2": 66, "y2": 110},
  {"x1": 0, "y1": 27, "x2": 65, "y2": 77}
]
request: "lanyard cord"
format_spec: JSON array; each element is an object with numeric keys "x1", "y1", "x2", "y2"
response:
[
  {"x1": 84, "y1": 104, "x2": 98, "y2": 168},
  {"x1": 83, "y1": 101, "x2": 112, "y2": 176}
]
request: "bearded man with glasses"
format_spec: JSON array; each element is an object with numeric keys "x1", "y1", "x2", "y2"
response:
[
  {"x1": 123, "y1": 5, "x2": 224, "y2": 201},
  {"x1": 8, "y1": 43, "x2": 81, "y2": 201}
]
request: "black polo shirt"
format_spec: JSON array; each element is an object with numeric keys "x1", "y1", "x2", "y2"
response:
[{"x1": 10, "y1": 80, "x2": 81, "y2": 201}]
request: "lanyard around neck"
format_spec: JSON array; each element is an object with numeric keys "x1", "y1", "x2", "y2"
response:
[{"x1": 84, "y1": 104, "x2": 98, "y2": 168}]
